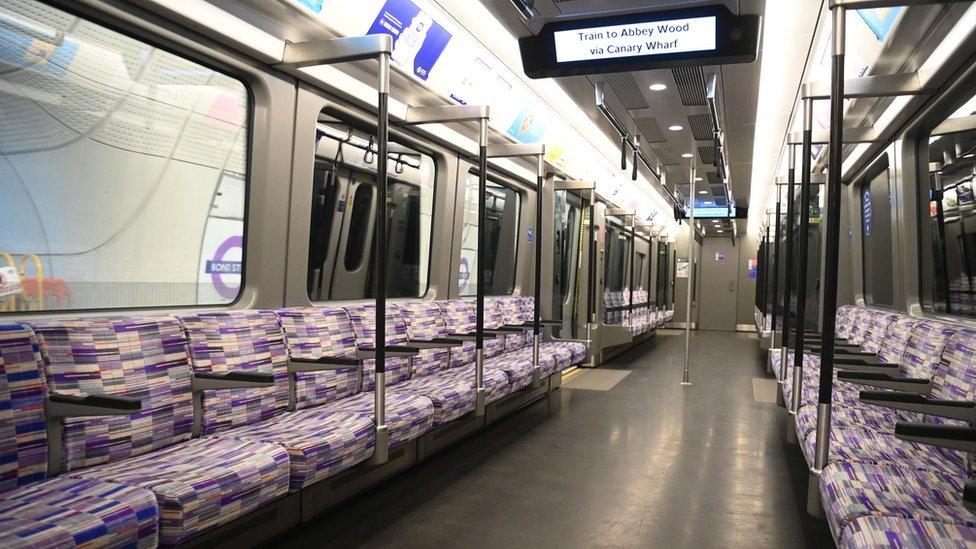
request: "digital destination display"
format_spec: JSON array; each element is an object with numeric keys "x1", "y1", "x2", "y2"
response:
[
  {"x1": 519, "y1": 6, "x2": 760, "y2": 79},
  {"x1": 553, "y1": 16, "x2": 717, "y2": 64}
]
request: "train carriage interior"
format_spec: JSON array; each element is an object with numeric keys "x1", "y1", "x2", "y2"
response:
[{"x1": 4, "y1": 0, "x2": 976, "y2": 547}]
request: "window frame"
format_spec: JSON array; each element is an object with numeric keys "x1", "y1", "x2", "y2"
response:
[
  {"x1": 305, "y1": 116, "x2": 439, "y2": 302},
  {"x1": 458, "y1": 170, "x2": 522, "y2": 297},
  {"x1": 0, "y1": 0, "x2": 255, "y2": 315},
  {"x1": 857, "y1": 155, "x2": 895, "y2": 307}
]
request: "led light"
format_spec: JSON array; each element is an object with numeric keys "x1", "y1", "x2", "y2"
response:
[
  {"x1": 717, "y1": 230, "x2": 724, "y2": 234},
  {"x1": 695, "y1": 177, "x2": 703, "y2": 182},
  {"x1": 682, "y1": 153, "x2": 694, "y2": 158},
  {"x1": 698, "y1": 190, "x2": 708, "y2": 194},
  {"x1": 668, "y1": 125, "x2": 684, "y2": 131},
  {"x1": 649, "y1": 83, "x2": 668, "y2": 91}
]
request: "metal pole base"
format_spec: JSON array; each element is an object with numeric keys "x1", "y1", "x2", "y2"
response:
[
  {"x1": 776, "y1": 388, "x2": 786, "y2": 408},
  {"x1": 531, "y1": 337, "x2": 541, "y2": 388},
  {"x1": 807, "y1": 470, "x2": 825, "y2": 518},
  {"x1": 370, "y1": 425, "x2": 389, "y2": 465},
  {"x1": 475, "y1": 388, "x2": 486, "y2": 417},
  {"x1": 786, "y1": 413, "x2": 799, "y2": 444}
]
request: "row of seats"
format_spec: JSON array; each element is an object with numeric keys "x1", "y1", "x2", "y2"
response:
[
  {"x1": 770, "y1": 304, "x2": 976, "y2": 546},
  {"x1": 602, "y1": 289, "x2": 673, "y2": 335},
  {"x1": 0, "y1": 296, "x2": 585, "y2": 547}
]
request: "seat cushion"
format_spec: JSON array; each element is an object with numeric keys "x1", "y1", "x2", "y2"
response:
[
  {"x1": 801, "y1": 426, "x2": 963, "y2": 474},
  {"x1": 544, "y1": 341, "x2": 587, "y2": 369},
  {"x1": 795, "y1": 404, "x2": 903, "y2": 441},
  {"x1": 821, "y1": 461, "x2": 975, "y2": 545},
  {"x1": 322, "y1": 392, "x2": 434, "y2": 447},
  {"x1": 391, "y1": 372, "x2": 476, "y2": 425},
  {"x1": 485, "y1": 352, "x2": 535, "y2": 391},
  {"x1": 501, "y1": 346, "x2": 557, "y2": 378},
  {"x1": 841, "y1": 516, "x2": 976, "y2": 549},
  {"x1": 0, "y1": 477, "x2": 158, "y2": 548},
  {"x1": 66, "y1": 437, "x2": 291, "y2": 545},
  {"x1": 219, "y1": 411, "x2": 375, "y2": 491},
  {"x1": 440, "y1": 364, "x2": 512, "y2": 403}
]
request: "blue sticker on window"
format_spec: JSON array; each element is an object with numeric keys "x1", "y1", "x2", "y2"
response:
[
  {"x1": 862, "y1": 189, "x2": 873, "y2": 237},
  {"x1": 337, "y1": 200, "x2": 346, "y2": 212},
  {"x1": 527, "y1": 227, "x2": 534, "y2": 243}
]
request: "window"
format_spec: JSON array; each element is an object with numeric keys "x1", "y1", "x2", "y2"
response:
[
  {"x1": 458, "y1": 176, "x2": 520, "y2": 296},
  {"x1": 307, "y1": 122, "x2": 435, "y2": 300},
  {"x1": 0, "y1": 0, "x2": 249, "y2": 312},
  {"x1": 635, "y1": 251, "x2": 646, "y2": 293},
  {"x1": 920, "y1": 90, "x2": 976, "y2": 317},
  {"x1": 656, "y1": 242, "x2": 670, "y2": 306},
  {"x1": 860, "y1": 159, "x2": 894, "y2": 306},
  {"x1": 603, "y1": 220, "x2": 630, "y2": 291}
]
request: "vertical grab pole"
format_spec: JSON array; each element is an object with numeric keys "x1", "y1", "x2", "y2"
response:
[
  {"x1": 587, "y1": 188, "x2": 597, "y2": 366},
  {"x1": 683, "y1": 157, "x2": 696, "y2": 386},
  {"x1": 934, "y1": 174, "x2": 952, "y2": 313},
  {"x1": 780, "y1": 146, "x2": 799, "y2": 371},
  {"x1": 769, "y1": 184, "x2": 783, "y2": 371},
  {"x1": 475, "y1": 118, "x2": 488, "y2": 417},
  {"x1": 790, "y1": 100, "x2": 815, "y2": 431},
  {"x1": 532, "y1": 153, "x2": 545, "y2": 387},
  {"x1": 809, "y1": 5, "x2": 846, "y2": 515},
  {"x1": 371, "y1": 51, "x2": 391, "y2": 465},
  {"x1": 629, "y1": 219, "x2": 635, "y2": 329}
]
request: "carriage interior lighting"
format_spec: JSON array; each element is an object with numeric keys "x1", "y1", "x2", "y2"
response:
[{"x1": 649, "y1": 83, "x2": 668, "y2": 91}]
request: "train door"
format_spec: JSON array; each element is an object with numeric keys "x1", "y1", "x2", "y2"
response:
[
  {"x1": 699, "y1": 238, "x2": 740, "y2": 331},
  {"x1": 553, "y1": 189, "x2": 583, "y2": 337}
]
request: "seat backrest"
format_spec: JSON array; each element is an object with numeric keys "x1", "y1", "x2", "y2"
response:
[
  {"x1": 392, "y1": 302, "x2": 450, "y2": 377},
  {"x1": 179, "y1": 310, "x2": 288, "y2": 435},
  {"x1": 875, "y1": 317, "x2": 919, "y2": 364},
  {"x1": 275, "y1": 307, "x2": 360, "y2": 409},
  {"x1": 899, "y1": 320, "x2": 958, "y2": 379},
  {"x1": 436, "y1": 300, "x2": 504, "y2": 359},
  {"x1": 930, "y1": 330, "x2": 976, "y2": 401},
  {"x1": 845, "y1": 308, "x2": 875, "y2": 345},
  {"x1": 344, "y1": 304, "x2": 413, "y2": 388},
  {"x1": 859, "y1": 312, "x2": 901, "y2": 354},
  {"x1": 0, "y1": 323, "x2": 48, "y2": 491},
  {"x1": 835, "y1": 305, "x2": 856, "y2": 339},
  {"x1": 484, "y1": 298, "x2": 525, "y2": 351},
  {"x1": 33, "y1": 316, "x2": 193, "y2": 471}
]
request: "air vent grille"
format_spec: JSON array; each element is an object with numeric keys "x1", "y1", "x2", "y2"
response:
[
  {"x1": 687, "y1": 113, "x2": 713, "y2": 141},
  {"x1": 711, "y1": 184, "x2": 726, "y2": 195},
  {"x1": 605, "y1": 72, "x2": 648, "y2": 110},
  {"x1": 671, "y1": 67, "x2": 707, "y2": 106},
  {"x1": 697, "y1": 145, "x2": 716, "y2": 166},
  {"x1": 707, "y1": 172, "x2": 723, "y2": 185},
  {"x1": 634, "y1": 117, "x2": 665, "y2": 143}
]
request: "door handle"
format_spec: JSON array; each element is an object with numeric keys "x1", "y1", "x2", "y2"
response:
[{"x1": 729, "y1": 281, "x2": 735, "y2": 292}]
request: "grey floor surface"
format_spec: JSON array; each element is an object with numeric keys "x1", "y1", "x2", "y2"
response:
[{"x1": 274, "y1": 330, "x2": 834, "y2": 548}]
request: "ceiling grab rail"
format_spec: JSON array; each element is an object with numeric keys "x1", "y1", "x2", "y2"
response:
[
  {"x1": 275, "y1": 34, "x2": 394, "y2": 465},
  {"x1": 404, "y1": 105, "x2": 491, "y2": 416}
]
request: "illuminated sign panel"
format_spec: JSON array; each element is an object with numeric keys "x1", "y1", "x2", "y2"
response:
[
  {"x1": 519, "y1": 6, "x2": 760, "y2": 79},
  {"x1": 553, "y1": 16, "x2": 717, "y2": 63}
]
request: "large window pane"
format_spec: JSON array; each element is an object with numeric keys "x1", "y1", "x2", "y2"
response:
[
  {"x1": 0, "y1": 0, "x2": 249, "y2": 312},
  {"x1": 921, "y1": 91, "x2": 976, "y2": 317},
  {"x1": 860, "y1": 161, "x2": 894, "y2": 306},
  {"x1": 458, "y1": 176, "x2": 519, "y2": 296},
  {"x1": 656, "y1": 242, "x2": 670, "y2": 306},
  {"x1": 307, "y1": 123, "x2": 435, "y2": 301}
]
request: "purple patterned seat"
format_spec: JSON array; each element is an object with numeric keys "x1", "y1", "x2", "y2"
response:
[
  {"x1": 347, "y1": 303, "x2": 471, "y2": 427},
  {"x1": 0, "y1": 323, "x2": 160, "y2": 548},
  {"x1": 793, "y1": 320, "x2": 959, "y2": 439},
  {"x1": 343, "y1": 304, "x2": 415, "y2": 388},
  {"x1": 394, "y1": 301, "x2": 455, "y2": 376},
  {"x1": 820, "y1": 461, "x2": 976, "y2": 546},
  {"x1": 841, "y1": 516, "x2": 976, "y2": 548},
  {"x1": 275, "y1": 306, "x2": 434, "y2": 447},
  {"x1": 436, "y1": 299, "x2": 534, "y2": 388},
  {"x1": 484, "y1": 297, "x2": 529, "y2": 351},
  {"x1": 274, "y1": 307, "x2": 361, "y2": 409},
  {"x1": 32, "y1": 315, "x2": 291, "y2": 545},
  {"x1": 183, "y1": 310, "x2": 415, "y2": 491},
  {"x1": 516, "y1": 296, "x2": 587, "y2": 370}
]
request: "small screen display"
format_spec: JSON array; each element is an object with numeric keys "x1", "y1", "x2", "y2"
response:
[{"x1": 553, "y1": 16, "x2": 717, "y2": 64}]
